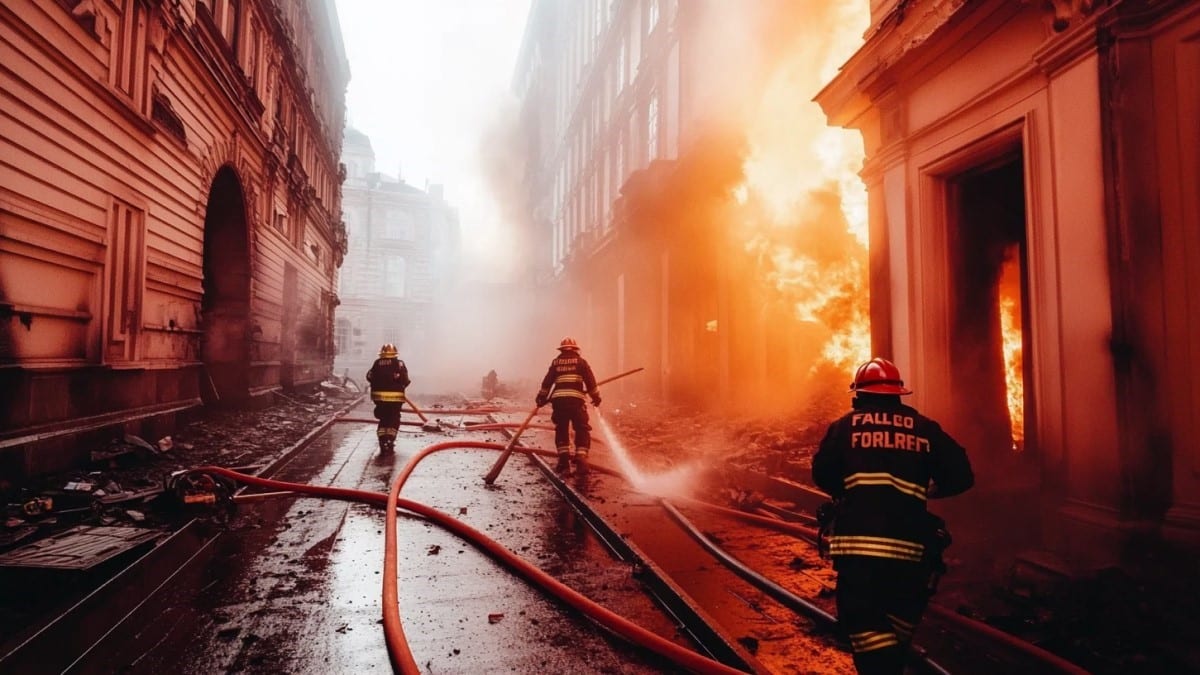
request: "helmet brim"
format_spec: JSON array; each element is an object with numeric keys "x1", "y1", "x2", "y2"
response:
[{"x1": 850, "y1": 383, "x2": 913, "y2": 395}]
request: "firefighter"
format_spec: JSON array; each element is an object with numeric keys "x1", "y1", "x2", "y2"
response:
[
  {"x1": 535, "y1": 337, "x2": 601, "y2": 475},
  {"x1": 366, "y1": 343, "x2": 410, "y2": 454},
  {"x1": 812, "y1": 357, "x2": 974, "y2": 675}
]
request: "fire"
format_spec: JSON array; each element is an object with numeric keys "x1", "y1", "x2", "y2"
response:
[
  {"x1": 729, "y1": 1, "x2": 871, "y2": 374},
  {"x1": 999, "y1": 253, "x2": 1024, "y2": 449}
]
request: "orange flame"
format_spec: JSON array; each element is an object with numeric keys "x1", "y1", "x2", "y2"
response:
[
  {"x1": 729, "y1": 1, "x2": 871, "y2": 374},
  {"x1": 999, "y1": 253, "x2": 1024, "y2": 449}
]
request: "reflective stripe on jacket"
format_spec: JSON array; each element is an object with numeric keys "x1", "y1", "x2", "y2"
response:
[
  {"x1": 367, "y1": 357, "x2": 410, "y2": 402},
  {"x1": 812, "y1": 398, "x2": 973, "y2": 562},
  {"x1": 538, "y1": 353, "x2": 598, "y2": 403}
]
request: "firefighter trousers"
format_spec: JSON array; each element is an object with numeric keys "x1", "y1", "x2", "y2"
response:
[
  {"x1": 550, "y1": 399, "x2": 590, "y2": 456},
  {"x1": 834, "y1": 556, "x2": 930, "y2": 675},
  {"x1": 374, "y1": 402, "x2": 402, "y2": 447}
]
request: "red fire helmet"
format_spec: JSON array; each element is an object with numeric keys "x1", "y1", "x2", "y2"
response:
[
  {"x1": 850, "y1": 358, "x2": 913, "y2": 395},
  {"x1": 559, "y1": 337, "x2": 580, "y2": 351}
]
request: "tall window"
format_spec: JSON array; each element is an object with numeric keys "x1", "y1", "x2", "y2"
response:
[
  {"x1": 617, "y1": 38, "x2": 627, "y2": 93},
  {"x1": 215, "y1": 0, "x2": 241, "y2": 49},
  {"x1": 647, "y1": 94, "x2": 660, "y2": 160},
  {"x1": 615, "y1": 130, "x2": 625, "y2": 191},
  {"x1": 112, "y1": 0, "x2": 148, "y2": 106},
  {"x1": 106, "y1": 199, "x2": 145, "y2": 362},
  {"x1": 384, "y1": 257, "x2": 406, "y2": 297}
]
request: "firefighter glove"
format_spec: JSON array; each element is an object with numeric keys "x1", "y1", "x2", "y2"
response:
[
  {"x1": 590, "y1": 394, "x2": 602, "y2": 407},
  {"x1": 535, "y1": 394, "x2": 548, "y2": 407}
]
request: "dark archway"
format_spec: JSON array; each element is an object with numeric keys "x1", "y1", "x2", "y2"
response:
[{"x1": 200, "y1": 166, "x2": 252, "y2": 404}]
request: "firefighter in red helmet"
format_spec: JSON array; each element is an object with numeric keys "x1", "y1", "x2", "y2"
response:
[
  {"x1": 536, "y1": 337, "x2": 601, "y2": 475},
  {"x1": 812, "y1": 357, "x2": 974, "y2": 675},
  {"x1": 366, "y1": 343, "x2": 410, "y2": 454}
]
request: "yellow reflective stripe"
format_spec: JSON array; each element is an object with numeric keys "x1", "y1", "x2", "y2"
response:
[
  {"x1": 829, "y1": 535, "x2": 924, "y2": 562},
  {"x1": 550, "y1": 390, "x2": 586, "y2": 399},
  {"x1": 844, "y1": 472, "x2": 927, "y2": 500},
  {"x1": 849, "y1": 631, "x2": 899, "y2": 653},
  {"x1": 832, "y1": 535, "x2": 923, "y2": 553},
  {"x1": 555, "y1": 374, "x2": 584, "y2": 383},
  {"x1": 372, "y1": 391, "x2": 406, "y2": 402}
]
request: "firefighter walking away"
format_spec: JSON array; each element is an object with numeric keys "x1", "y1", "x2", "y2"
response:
[
  {"x1": 366, "y1": 343, "x2": 410, "y2": 454},
  {"x1": 535, "y1": 337, "x2": 601, "y2": 476},
  {"x1": 811, "y1": 357, "x2": 973, "y2": 675}
]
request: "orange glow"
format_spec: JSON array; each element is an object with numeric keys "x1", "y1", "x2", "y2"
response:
[
  {"x1": 999, "y1": 253, "x2": 1024, "y2": 449},
  {"x1": 729, "y1": 0, "x2": 871, "y2": 374}
]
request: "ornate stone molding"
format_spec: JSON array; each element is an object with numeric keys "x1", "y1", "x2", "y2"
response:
[{"x1": 1034, "y1": 0, "x2": 1107, "y2": 32}]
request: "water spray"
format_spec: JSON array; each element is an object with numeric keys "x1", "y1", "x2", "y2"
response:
[{"x1": 483, "y1": 367, "x2": 645, "y2": 485}]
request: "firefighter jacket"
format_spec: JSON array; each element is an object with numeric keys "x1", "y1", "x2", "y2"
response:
[
  {"x1": 367, "y1": 357, "x2": 410, "y2": 403},
  {"x1": 538, "y1": 353, "x2": 599, "y2": 404},
  {"x1": 812, "y1": 396, "x2": 973, "y2": 564}
]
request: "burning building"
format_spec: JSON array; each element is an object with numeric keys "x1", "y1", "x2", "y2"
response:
[
  {"x1": 816, "y1": 0, "x2": 1200, "y2": 565},
  {"x1": 0, "y1": 0, "x2": 349, "y2": 477},
  {"x1": 512, "y1": 1, "x2": 872, "y2": 411},
  {"x1": 333, "y1": 128, "x2": 462, "y2": 383}
]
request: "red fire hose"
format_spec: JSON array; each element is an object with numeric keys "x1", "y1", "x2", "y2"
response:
[{"x1": 192, "y1": 441, "x2": 745, "y2": 675}]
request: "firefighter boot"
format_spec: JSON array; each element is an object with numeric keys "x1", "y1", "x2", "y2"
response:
[
  {"x1": 555, "y1": 454, "x2": 571, "y2": 475},
  {"x1": 574, "y1": 453, "x2": 589, "y2": 477}
]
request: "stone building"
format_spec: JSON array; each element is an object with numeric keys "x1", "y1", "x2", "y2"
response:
[
  {"x1": 333, "y1": 128, "x2": 461, "y2": 386},
  {"x1": 816, "y1": 0, "x2": 1200, "y2": 565},
  {"x1": 513, "y1": 0, "x2": 863, "y2": 408},
  {"x1": 0, "y1": 0, "x2": 349, "y2": 477}
]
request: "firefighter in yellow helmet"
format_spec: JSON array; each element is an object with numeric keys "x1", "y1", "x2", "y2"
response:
[
  {"x1": 366, "y1": 343, "x2": 410, "y2": 453},
  {"x1": 812, "y1": 358, "x2": 973, "y2": 674},
  {"x1": 535, "y1": 337, "x2": 600, "y2": 475}
]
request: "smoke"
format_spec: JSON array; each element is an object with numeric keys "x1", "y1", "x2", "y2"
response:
[
  {"x1": 413, "y1": 87, "x2": 554, "y2": 397},
  {"x1": 476, "y1": 94, "x2": 536, "y2": 284}
]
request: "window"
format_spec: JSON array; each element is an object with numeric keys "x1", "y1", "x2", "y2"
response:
[
  {"x1": 615, "y1": 130, "x2": 625, "y2": 191},
  {"x1": 647, "y1": 93, "x2": 660, "y2": 160},
  {"x1": 112, "y1": 0, "x2": 148, "y2": 107},
  {"x1": 384, "y1": 257, "x2": 406, "y2": 297},
  {"x1": 617, "y1": 38, "x2": 627, "y2": 92},
  {"x1": 385, "y1": 210, "x2": 415, "y2": 240},
  {"x1": 106, "y1": 199, "x2": 145, "y2": 362},
  {"x1": 214, "y1": 0, "x2": 241, "y2": 50}
]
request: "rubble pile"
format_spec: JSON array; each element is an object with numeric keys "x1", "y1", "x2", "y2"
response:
[{"x1": 1, "y1": 383, "x2": 359, "y2": 554}]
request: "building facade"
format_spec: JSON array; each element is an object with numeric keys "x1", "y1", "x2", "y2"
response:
[
  {"x1": 333, "y1": 128, "x2": 461, "y2": 385},
  {"x1": 513, "y1": 0, "x2": 857, "y2": 409},
  {"x1": 817, "y1": 0, "x2": 1200, "y2": 564},
  {"x1": 0, "y1": 0, "x2": 349, "y2": 476}
]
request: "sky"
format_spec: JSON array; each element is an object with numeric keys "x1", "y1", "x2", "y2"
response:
[{"x1": 333, "y1": 0, "x2": 533, "y2": 281}]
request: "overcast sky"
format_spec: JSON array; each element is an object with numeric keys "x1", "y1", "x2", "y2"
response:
[{"x1": 333, "y1": 0, "x2": 533, "y2": 280}]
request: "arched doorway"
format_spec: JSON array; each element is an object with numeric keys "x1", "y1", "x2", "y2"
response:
[{"x1": 200, "y1": 166, "x2": 252, "y2": 404}]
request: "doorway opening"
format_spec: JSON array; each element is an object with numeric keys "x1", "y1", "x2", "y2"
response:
[
  {"x1": 947, "y1": 149, "x2": 1034, "y2": 460},
  {"x1": 200, "y1": 166, "x2": 252, "y2": 404}
]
